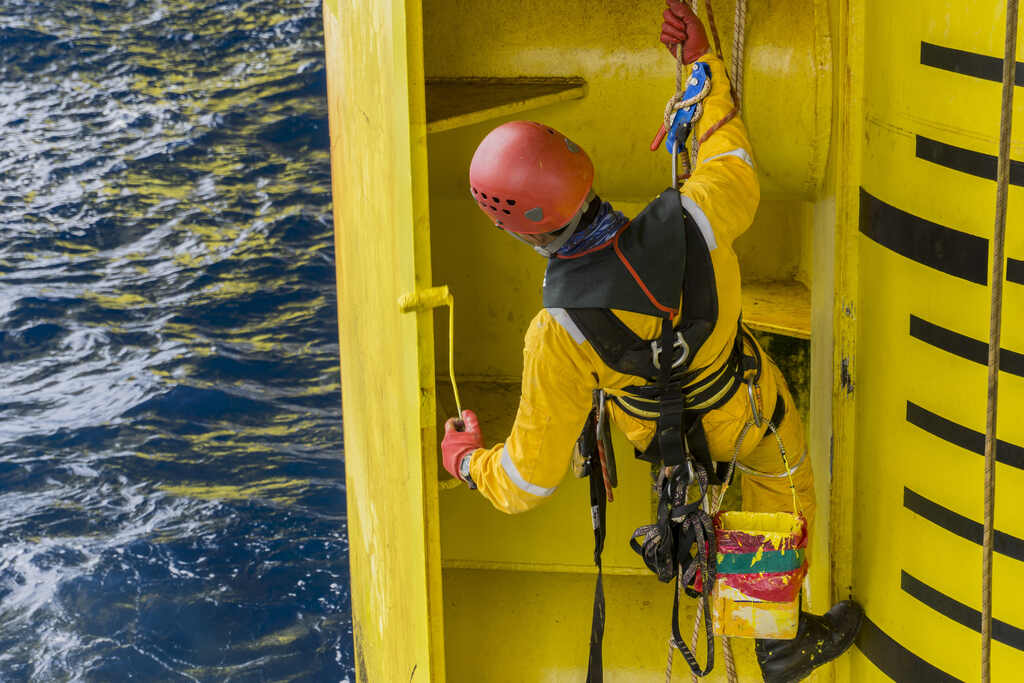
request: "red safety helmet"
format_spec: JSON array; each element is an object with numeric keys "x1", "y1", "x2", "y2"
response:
[{"x1": 469, "y1": 121, "x2": 594, "y2": 235}]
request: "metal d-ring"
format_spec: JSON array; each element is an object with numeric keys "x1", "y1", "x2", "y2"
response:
[{"x1": 651, "y1": 332, "x2": 690, "y2": 370}]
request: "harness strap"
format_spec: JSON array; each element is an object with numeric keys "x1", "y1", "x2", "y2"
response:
[
  {"x1": 585, "y1": 452, "x2": 608, "y2": 683},
  {"x1": 581, "y1": 392, "x2": 615, "y2": 683},
  {"x1": 629, "y1": 463, "x2": 717, "y2": 677},
  {"x1": 619, "y1": 323, "x2": 760, "y2": 418},
  {"x1": 655, "y1": 317, "x2": 688, "y2": 468}
]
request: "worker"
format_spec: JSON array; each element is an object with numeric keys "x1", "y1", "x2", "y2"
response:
[{"x1": 441, "y1": 2, "x2": 862, "y2": 681}]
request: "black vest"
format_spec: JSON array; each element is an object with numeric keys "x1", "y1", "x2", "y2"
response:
[{"x1": 542, "y1": 188, "x2": 719, "y2": 383}]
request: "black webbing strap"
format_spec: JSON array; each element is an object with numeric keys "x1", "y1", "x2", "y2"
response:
[
  {"x1": 586, "y1": 423, "x2": 608, "y2": 683},
  {"x1": 668, "y1": 464, "x2": 716, "y2": 677},
  {"x1": 654, "y1": 317, "x2": 687, "y2": 468},
  {"x1": 629, "y1": 464, "x2": 716, "y2": 677}
]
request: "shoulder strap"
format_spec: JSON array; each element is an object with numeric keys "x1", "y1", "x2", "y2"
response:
[
  {"x1": 565, "y1": 308, "x2": 660, "y2": 379},
  {"x1": 559, "y1": 203, "x2": 719, "y2": 379}
]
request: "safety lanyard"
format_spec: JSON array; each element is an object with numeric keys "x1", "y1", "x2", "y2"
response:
[{"x1": 585, "y1": 446, "x2": 608, "y2": 683}]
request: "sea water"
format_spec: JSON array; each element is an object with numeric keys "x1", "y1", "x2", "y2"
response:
[{"x1": 0, "y1": 0, "x2": 351, "y2": 678}]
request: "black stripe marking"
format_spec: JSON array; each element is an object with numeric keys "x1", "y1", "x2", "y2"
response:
[
  {"x1": 920, "y1": 42, "x2": 1024, "y2": 86},
  {"x1": 1009, "y1": 258, "x2": 1024, "y2": 285},
  {"x1": 859, "y1": 190, "x2": 988, "y2": 285},
  {"x1": 909, "y1": 315, "x2": 1024, "y2": 377},
  {"x1": 905, "y1": 402, "x2": 1024, "y2": 471},
  {"x1": 904, "y1": 487, "x2": 1024, "y2": 562},
  {"x1": 902, "y1": 571, "x2": 1024, "y2": 651},
  {"x1": 857, "y1": 615, "x2": 962, "y2": 682},
  {"x1": 916, "y1": 135, "x2": 1024, "y2": 187}
]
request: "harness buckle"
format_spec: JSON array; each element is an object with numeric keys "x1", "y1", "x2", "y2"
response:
[{"x1": 651, "y1": 331, "x2": 690, "y2": 370}]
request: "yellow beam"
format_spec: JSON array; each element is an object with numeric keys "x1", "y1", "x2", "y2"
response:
[
  {"x1": 322, "y1": 0, "x2": 445, "y2": 680},
  {"x1": 828, "y1": 0, "x2": 865, "y2": 603},
  {"x1": 425, "y1": 77, "x2": 587, "y2": 134},
  {"x1": 741, "y1": 279, "x2": 812, "y2": 339}
]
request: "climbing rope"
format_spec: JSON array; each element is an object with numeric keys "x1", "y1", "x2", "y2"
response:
[
  {"x1": 679, "y1": 593, "x2": 740, "y2": 682},
  {"x1": 661, "y1": 4, "x2": 752, "y2": 678},
  {"x1": 702, "y1": 0, "x2": 726, "y2": 60},
  {"x1": 730, "y1": 0, "x2": 748, "y2": 107},
  {"x1": 663, "y1": 421, "x2": 755, "y2": 683},
  {"x1": 981, "y1": 2, "x2": 1018, "y2": 681},
  {"x1": 661, "y1": 0, "x2": 745, "y2": 190},
  {"x1": 720, "y1": 633, "x2": 739, "y2": 683},
  {"x1": 658, "y1": 6, "x2": 755, "y2": 677},
  {"x1": 663, "y1": 46, "x2": 711, "y2": 184},
  {"x1": 664, "y1": 399, "x2": 802, "y2": 683},
  {"x1": 695, "y1": 0, "x2": 742, "y2": 144}
]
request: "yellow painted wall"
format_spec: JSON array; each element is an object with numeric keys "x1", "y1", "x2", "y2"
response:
[{"x1": 846, "y1": 1, "x2": 1023, "y2": 679}]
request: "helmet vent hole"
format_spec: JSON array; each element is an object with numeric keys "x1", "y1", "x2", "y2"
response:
[
  {"x1": 493, "y1": 196, "x2": 500, "y2": 202},
  {"x1": 481, "y1": 192, "x2": 488, "y2": 199},
  {"x1": 506, "y1": 199, "x2": 516, "y2": 206},
  {"x1": 489, "y1": 205, "x2": 498, "y2": 211},
  {"x1": 546, "y1": 128, "x2": 555, "y2": 134},
  {"x1": 471, "y1": 187, "x2": 477, "y2": 194},
  {"x1": 502, "y1": 209, "x2": 511, "y2": 215}
]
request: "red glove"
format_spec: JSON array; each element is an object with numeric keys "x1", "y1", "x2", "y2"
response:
[
  {"x1": 660, "y1": 0, "x2": 710, "y2": 64},
  {"x1": 442, "y1": 409, "x2": 483, "y2": 481}
]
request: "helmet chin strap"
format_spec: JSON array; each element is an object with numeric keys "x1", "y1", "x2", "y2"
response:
[{"x1": 511, "y1": 191, "x2": 596, "y2": 257}]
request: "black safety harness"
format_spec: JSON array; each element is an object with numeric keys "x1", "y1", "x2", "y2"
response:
[{"x1": 547, "y1": 190, "x2": 765, "y2": 681}]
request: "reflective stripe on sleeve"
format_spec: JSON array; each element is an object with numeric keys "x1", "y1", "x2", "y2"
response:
[
  {"x1": 501, "y1": 444, "x2": 557, "y2": 497},
  {"x1": 680, "y1": 195, "x2": 718, "y2": 251},
  {"x1": 547, "y1": 308, "x2": 586, "y2": 344},
  {"x1": 703, "y1": 147, "x2": 755, "y2": 169}
]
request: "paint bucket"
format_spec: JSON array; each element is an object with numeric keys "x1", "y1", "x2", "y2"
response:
[{"x1": 711, "y1": 510, "x2": 807, "y2": 639}]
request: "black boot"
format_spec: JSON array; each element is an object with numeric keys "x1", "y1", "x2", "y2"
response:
[{"x1": 754, "y1": 600, "x2": 864, "y2": 683}]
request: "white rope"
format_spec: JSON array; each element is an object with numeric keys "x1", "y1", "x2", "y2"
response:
[
  {"x1": 982, "y1": 2, "x2": 1018, "y2": 680},
  {"x1": 730, "y1": 0, "x2": 748, "y2": 107},
  {"x1": 665, "y1": 6, "x2": 750, "y2": 679}
]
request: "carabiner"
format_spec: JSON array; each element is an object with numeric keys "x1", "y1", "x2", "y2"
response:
[
  {"x1": 671, "y1": 138, "x2": 680, "y2": 189},
  {"x1": 746, "y1": 378, "x2": 763, "y2": 428}
]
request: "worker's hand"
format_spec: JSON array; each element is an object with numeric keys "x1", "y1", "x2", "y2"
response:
[
  {"x1": 660, "y1": 0, "x2": 710, "y2": 64},
  {"x1": 442, "y1": 409, "x2": 483, "y2": 480}
]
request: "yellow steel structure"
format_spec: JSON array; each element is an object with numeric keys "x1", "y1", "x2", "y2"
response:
[
  {"x1": 323, "y1": 2, "x2": 445, "y2": 680},
  {"x1": 324, "y1": 0, "x2": 1022, "y2": 679},
  {"x1": 841, "y1": 2, "x2": 1024, "y2": 680}
]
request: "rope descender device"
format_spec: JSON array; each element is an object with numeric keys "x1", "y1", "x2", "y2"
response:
[
  {"x1": 650, "y1": 58, "x2": 712, "y2": 189},
  {"x1": 398, "y1": 285, "x2": 465, "y2": 490}
]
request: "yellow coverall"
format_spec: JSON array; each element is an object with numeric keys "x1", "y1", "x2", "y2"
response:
[{"x1": 467, "y1": 53, "x2": 815, "y2": 541}]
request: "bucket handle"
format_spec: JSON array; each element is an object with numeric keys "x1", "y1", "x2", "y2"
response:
[{"x1": 712, "y1": 407, "x2": 802, "y2": 518}]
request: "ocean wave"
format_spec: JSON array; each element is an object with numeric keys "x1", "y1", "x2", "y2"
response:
[{"x1": 0, "y1": 0, "x2": 351, "y2": 677}]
